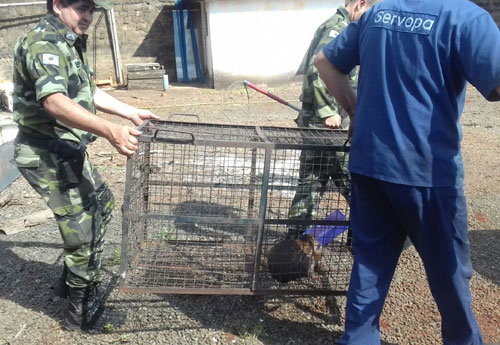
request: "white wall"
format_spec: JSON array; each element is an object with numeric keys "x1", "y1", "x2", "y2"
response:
[{"x1": 205, "y1": 0, "x2": 344, "y2": 88}]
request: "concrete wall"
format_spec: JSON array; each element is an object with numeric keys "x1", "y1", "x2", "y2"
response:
[
  {"x1": 200, "y1": 0, "x2": 500, "y2": 88},
  {"x1": 205, "y1": 0, "x2": 343, "y2": 88}
]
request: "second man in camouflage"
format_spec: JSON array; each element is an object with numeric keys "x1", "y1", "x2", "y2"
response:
[{"x1": 288, "y1": 0, "x2": 379, "y2": 239}]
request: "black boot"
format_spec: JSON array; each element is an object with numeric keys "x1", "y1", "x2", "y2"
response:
[
  {"x1": 64, "y1": 287, "x2": 85, "y2": 331},
  {"x1": 64, "y1": 284, "x2": 106, "y2": 331},
  {"x1": 53, "y1": 264, "x2": 69, "y2": 298}
]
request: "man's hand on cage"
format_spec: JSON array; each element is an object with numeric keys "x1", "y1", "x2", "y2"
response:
[
  {"x1": 129, "y1": 109, "x2": 160, "y2": 127},
  {"x1": 107, "y1": 123, "x2": 142, "y2": 157},
  {"x1": 323, "y1": 115, "x2": 342, "y2": 129}
]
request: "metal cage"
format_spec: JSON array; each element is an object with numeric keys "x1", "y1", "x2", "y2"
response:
[{"x1": 119, "y1": 118, "x2": 353, "y2": 295}]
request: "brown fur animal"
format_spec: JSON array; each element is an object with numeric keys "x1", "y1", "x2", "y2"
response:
[{"x1": 267, "y1": 234, "x2": 322, "y2": 283}]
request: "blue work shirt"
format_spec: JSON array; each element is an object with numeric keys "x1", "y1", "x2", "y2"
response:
[{"x1": 323, "y1": 0, "x2": 500, "y2": 187}]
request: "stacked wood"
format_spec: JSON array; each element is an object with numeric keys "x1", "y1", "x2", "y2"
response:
[{"x1": 126, "y1": 63, "x2": 166, "y2": 90}]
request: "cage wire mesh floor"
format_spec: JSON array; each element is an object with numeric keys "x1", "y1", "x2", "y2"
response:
[{"x1": 120, "y1": 119, "x2": 353, "y2": 295}]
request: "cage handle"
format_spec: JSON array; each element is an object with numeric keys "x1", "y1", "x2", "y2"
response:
[
  {"x1": 166, "y1": 113, "x2": 200, "y2": 122},
  {"x1": 152, "y1": 128, "x2": 195, "y2": 144},
  {"x1": 137, "y1": 119, "x2": 153, "y2": 132}
]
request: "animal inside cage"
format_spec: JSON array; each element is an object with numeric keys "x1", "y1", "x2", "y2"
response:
[{"x1": 119, "y1": 118, "x2": 353, "y2": 295}]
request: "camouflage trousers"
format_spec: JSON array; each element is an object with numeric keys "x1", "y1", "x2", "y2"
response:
[
  {"x1": 13, "y1": 134, "x2": 114, "y2": 289},
  {"x1": 288, "y1": 111, "x2": 350, "y2": 237}
]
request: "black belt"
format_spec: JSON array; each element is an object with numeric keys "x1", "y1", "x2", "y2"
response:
[
  {"x1": 16, "y1": 131, "x2": 86, "y2": 154},
  {"x1": 17, "y1": 131, "x2": 88, "y2": 185},
  {"x1": 15, "y1": 131, "x2": 51, "y2": 149}
]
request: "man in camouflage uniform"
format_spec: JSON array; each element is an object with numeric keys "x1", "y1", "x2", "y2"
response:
[
  {"x1": 12, "y1": 0, "x2": 158, "y2": 330},
  {"x1": 288, "y1": 0, "x2": 379, "y2": 239}
]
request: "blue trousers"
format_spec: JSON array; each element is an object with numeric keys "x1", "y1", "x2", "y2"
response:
[{"x1": 338, "y1": 173, "x2": 483, "y2": 345}]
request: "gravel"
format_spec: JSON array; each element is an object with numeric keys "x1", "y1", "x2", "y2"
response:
[{"x1": 0, "y1": 84, "x2": 499, "y2": 345}]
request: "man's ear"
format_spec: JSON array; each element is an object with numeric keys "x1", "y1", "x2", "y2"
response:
[{"x1": 52, "y1": 0, "x2": 62, "y2": 16}]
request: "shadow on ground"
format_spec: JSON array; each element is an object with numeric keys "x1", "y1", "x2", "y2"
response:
[
  {"x1": 4, "y1": 228, "x2": 497, "y2": 344},
  {"x1": 103, "y1": 293, "x2": 345, "y2": 345},
  {"x1": 0, "y1": 237, "x2": 122, "y2": 331},
  {"x1": 0, "y1": 239, "x2": 67, "y2": 322},
  {"x1": 469, "y1": 229, "x2": 500, "y2": 285}
]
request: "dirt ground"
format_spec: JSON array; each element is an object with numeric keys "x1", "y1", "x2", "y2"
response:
[{"x1": 0, "y1": 82, "x2": 499, "y2": 345}]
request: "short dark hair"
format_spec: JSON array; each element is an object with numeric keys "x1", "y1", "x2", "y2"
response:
[{"x1": 46, "y1": 0, "x2": 82, "y2": 13}]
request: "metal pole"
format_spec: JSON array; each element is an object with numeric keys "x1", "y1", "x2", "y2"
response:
[
  {"x1": 175, "y1": 0, "x2": 189, "y2": 83},
  {"x1": 188, "y1": 10, "x2": 204, "y2": 84},
  {"x1": 243, "y1": 80, "x2": 301, "y2": 112},
  {"x1": 106, "y1": 8, "x2": 124, "y2": 85}
]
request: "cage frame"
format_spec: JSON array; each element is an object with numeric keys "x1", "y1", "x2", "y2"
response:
[{"x1": 119, "y1": 118, "x2": 352, "y2": 296}]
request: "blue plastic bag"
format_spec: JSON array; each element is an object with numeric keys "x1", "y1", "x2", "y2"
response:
[{"x1": 304, "y1": 210, "x2": 348, "y2": 246}]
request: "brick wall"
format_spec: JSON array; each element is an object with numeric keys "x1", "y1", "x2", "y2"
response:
[
  {"x1": 103, "y1": 0, "x2": 180, "y2": 83},
  {"x1": 0, "y1": 3, "x2": 46, "y2": 81},
  {"x1": 0, "y1": 0, "x2": 180, "y2": 84}
]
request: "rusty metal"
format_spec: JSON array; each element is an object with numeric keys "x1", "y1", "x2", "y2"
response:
[{"x1": 120, "y1": 119, "x2": 352, "y2": 295}]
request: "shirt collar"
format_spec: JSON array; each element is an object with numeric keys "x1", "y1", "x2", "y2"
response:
[
  {"x1": 337, "y1": 6, "x2": 352, "y2": 24},
  {"x1": 45, "y1": 13, "x2": 88, "y2": 47}
]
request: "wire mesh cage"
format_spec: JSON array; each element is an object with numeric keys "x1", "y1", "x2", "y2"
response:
[{"x1": 119, "y1": 118, "x2": 353, "y2": 295}]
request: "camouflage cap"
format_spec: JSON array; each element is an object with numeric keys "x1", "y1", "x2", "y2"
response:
[{"x1": 93, "y1": 0, "x2": 113, "y2": 10}]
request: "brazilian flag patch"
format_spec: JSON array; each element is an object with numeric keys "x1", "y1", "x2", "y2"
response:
[{"x1": 42, "y1": 53, "x2": 60, "y2": 67}]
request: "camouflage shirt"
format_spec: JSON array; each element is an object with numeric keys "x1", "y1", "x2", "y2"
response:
[
  {"x1": 297, "y1": 7, "x2": 357, "y2": 126},
  {"x1": 13, "y1": 13, "x2": 97, "y2": 143}
]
